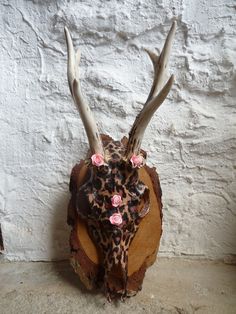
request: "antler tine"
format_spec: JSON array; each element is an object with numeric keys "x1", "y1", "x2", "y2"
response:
[
  {"x1": 64, "y1": 27, "x2": 104, "y2": 155},
  {"x1": 126, "y1": 21, "x2": 176, "y2": 158},
  {"x1": 145, "y1": 21, "x2": 176, "y2": 103}
]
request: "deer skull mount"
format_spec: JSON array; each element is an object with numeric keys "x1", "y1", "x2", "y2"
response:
[{"x1": 65, "y1": 22, "x2": 176, "y2": 301}]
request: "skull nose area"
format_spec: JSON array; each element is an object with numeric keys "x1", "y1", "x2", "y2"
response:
[
  {"x1": 103, "y1": 227, "x2": 123, "y2": 261},
  {"x1": 102, "y1": 227, "x2": 132, "y2": 300}
]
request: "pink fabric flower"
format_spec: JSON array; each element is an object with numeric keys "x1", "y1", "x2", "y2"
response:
[
  {"x1": 130, "y1": 154, "x2": 144, "y2": 168},
  {"x1": 91, "y1": 153, "x2": 104, "y2": 167},
  {"x1": 109, "y1": 213, "x2": 123, "y2": 226},
  {"x1": 111, "y1": 194, "x2": 122, "y2": 207}
]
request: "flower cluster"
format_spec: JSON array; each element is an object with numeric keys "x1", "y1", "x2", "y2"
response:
[
  {"x1": 91, "y1": 153, "x2": 144, "y2": 168},
  {"x1": 91, "y1": 152, "x2": 144, "y2": 227},
  {"x1": 109, "y1": 195, "x2": 123, "y2": 226}
]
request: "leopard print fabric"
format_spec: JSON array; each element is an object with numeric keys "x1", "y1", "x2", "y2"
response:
[{"x1": 76, "y1": 138, "x2": 150, "y2": 300}]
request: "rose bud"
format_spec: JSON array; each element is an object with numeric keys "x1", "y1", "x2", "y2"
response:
[
  {"x1": 109, "y1": 213, "x2": 123, "y2": 226},
  {"x1": 130, "y1": 154, "x2": 144, "y2": 168},
  {"x1": 111, "y1": 194, "x2": 122, "y2": 207},
  {"x1": 91, "y1": 153, "x2": 104, "y2": 167}
]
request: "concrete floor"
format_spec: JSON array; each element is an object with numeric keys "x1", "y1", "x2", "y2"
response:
[{"x1": 0, "y1": 258, "x2": 235, "y2": 314}]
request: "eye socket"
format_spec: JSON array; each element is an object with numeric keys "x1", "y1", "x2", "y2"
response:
[
  {"x1": 128, "y1": 191, "x2": 141, "y2": 201},
  {"x1": 97, "y1": 164, "x2": 111, "y2": 176}
]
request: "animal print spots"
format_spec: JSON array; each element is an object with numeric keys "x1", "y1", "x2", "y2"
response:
[{"x1": 76, "y1": 138, "x2": 149, "y2": 300}]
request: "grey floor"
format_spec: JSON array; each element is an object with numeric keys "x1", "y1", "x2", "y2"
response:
[{"x1": 0, "y1": 258, "x2": 235, "y2": 314}]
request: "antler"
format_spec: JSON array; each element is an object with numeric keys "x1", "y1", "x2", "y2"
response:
[
  {"x1": 126, "y1": 21, "x2": 176, "y2": 158},
  {"x1": 64, "y1": 27, "x2": 104, "y2": 155}
]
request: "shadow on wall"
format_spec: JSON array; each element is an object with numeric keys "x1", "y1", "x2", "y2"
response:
[
  {"x1": 49, "y1": 190, "x2": 89, "y2": 295},
  {"x1": 49, "y1": 176, "x2": 104, "y2": 303},
  {"x1": 50, "y1": 189, "x2": 71, "y2": 261}
]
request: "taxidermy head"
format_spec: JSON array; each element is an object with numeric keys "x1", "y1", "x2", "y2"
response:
[{"x1": 65, "y1": 21, "x2": 176, "y2": 301}]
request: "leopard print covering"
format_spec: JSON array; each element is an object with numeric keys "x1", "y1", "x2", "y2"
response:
[{"x1": 76, "y1": 137, "x2": 150, "y2": 301}]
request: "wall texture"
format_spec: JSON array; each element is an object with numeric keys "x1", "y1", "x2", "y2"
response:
[{"x1": 0, "y1": 0, "x2": 235, "y2": 261}]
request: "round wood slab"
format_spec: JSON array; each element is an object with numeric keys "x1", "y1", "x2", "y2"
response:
[{"x1": 67, "y1": 160, "x2": 163, "y2": 296}]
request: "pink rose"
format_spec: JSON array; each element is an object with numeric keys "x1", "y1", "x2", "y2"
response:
[
  {"x1": 109, "y1": 213, "x2": 123, "y2": 226},
  {"x1": 91, "y1": 153, "x2": 104, "y2": 167},
  {"x1": 111, "y1": 194, "x2": 122, "y2": 207},
  {"x1": 130, "y1": 154, "x2": 144, "y2": 168}
]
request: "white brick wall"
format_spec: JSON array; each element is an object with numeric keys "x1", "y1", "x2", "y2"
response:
[{"x1": 0, "y1": 0, "x2": 235, "y2": 261}]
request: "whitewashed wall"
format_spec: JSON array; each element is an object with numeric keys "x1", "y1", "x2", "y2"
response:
[{"x1": 0, "y1": 0, "x2": 235, "y2": 261}]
